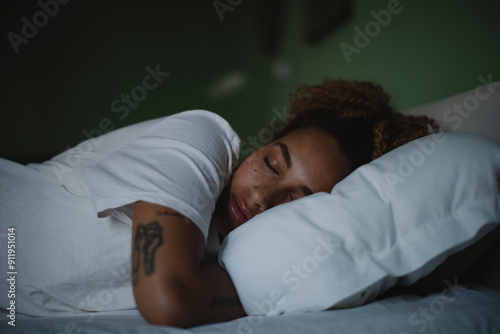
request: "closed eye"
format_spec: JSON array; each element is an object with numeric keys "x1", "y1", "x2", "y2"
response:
[{"x1": 264, "y1": 156, "x2": 279, "y2": 175}]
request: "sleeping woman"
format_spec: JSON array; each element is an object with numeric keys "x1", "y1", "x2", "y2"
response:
[{"x1": 1, "y1": 79, "x2": 492, "y2": 328}]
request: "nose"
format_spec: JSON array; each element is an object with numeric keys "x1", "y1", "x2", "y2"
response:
[{"x1": 249, "y1": 185, "x2": 270, "y2": 216}]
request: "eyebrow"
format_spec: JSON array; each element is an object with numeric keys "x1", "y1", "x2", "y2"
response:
[
  {"x1": 275, "y1": 142, "x2": 292, "y2": 168},
  {"x1": 275, "y1": 142, "x2": 314, "y2": 196}
]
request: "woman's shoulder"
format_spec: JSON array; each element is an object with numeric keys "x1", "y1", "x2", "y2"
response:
[
  {"x1": 154, "y1": 109, "x2": 240, "y2": 148},
  {"x1": 170, "y1": 109, "x2": 237, "y2": 134}
]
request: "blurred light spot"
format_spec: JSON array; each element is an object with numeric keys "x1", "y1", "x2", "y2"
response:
[
  {"x1": 272, "y1": 59, "x2": 291, "y2": 81},
  {"x1": 207, "y1": 71, "x2": 248, "y2": 100}
]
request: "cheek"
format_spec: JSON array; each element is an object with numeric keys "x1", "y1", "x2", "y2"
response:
[
  {"x1": 231, "y1": 155, "x2": 258, "y2": 189},
  {"x1": 313, "y1": 162, "x2": 350, "y2": 191}
]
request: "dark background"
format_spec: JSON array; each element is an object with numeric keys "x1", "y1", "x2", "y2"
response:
[{"x1": 2, "y1": 0, "x2": 500, "y2": 163}]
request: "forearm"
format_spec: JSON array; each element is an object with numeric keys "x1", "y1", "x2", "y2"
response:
[
  {"x1": 135, "y1": 262, "x2": 244, "y2": 327},
  {"x1": 181, "y1": 261, "x2": 246, "y2": 326},
  {"x1": 381, "y1": 225, "x2": 500, "y2": 298}
]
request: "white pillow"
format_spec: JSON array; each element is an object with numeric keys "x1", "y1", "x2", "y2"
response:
[
  {"x1": 404, "y1": 80, "x2": 500, "y2": 290},
  {"x1": 219, "y1": 132, "x2": 500, "y2": 316}
]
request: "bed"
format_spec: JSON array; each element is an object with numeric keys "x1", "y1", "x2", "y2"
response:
[
  {"x1": 2, "y1": 81, "x2": 500, "y2": 333},
  {"x1": 2, "y1": 283, "x2": 499, "y2": 333}
]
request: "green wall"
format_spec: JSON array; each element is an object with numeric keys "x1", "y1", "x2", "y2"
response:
[{"x1": 2, "y1": 0, "x2": 500, "y2": 163}]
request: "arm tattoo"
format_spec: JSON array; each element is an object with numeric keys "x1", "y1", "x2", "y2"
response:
[
  {"x1": 132, "y1": 221, "x2": 163, "y2": 286},
  {"x1": 210, "y1": 296, "x2": 242, "y2": 308}
]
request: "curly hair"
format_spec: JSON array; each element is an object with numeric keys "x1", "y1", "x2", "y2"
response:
[{"x1": 274, "y1": 78, "x2": 440, "y2": 171}]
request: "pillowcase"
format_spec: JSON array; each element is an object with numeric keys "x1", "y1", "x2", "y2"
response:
[
  {"x1": 219, "y1": 132, "x2": 500, "y2": 316},
  {"x1": 404, "y1": 80, "x2": 500, "y2": 290}
]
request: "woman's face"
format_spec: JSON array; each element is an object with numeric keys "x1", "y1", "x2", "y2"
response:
[{"x1": 213, "y1": 127, "x2": 352, "y2": 236}]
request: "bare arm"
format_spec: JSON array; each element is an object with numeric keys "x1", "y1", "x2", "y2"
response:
[
  {"x1": 132, "y1": 201, "x2": 246, "y2": 328},
  {"x1": 380, "y1": 225, "x2": 500, "y2": 298}
]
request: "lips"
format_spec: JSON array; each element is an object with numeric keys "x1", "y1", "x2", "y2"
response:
[{"x1": 229, "y1": 195, "x2": 250, "y2": 226}]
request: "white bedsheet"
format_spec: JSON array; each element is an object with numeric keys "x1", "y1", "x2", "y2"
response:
[{"x1": 2, "y1": 283, "x2": 499, "y2": 333}]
